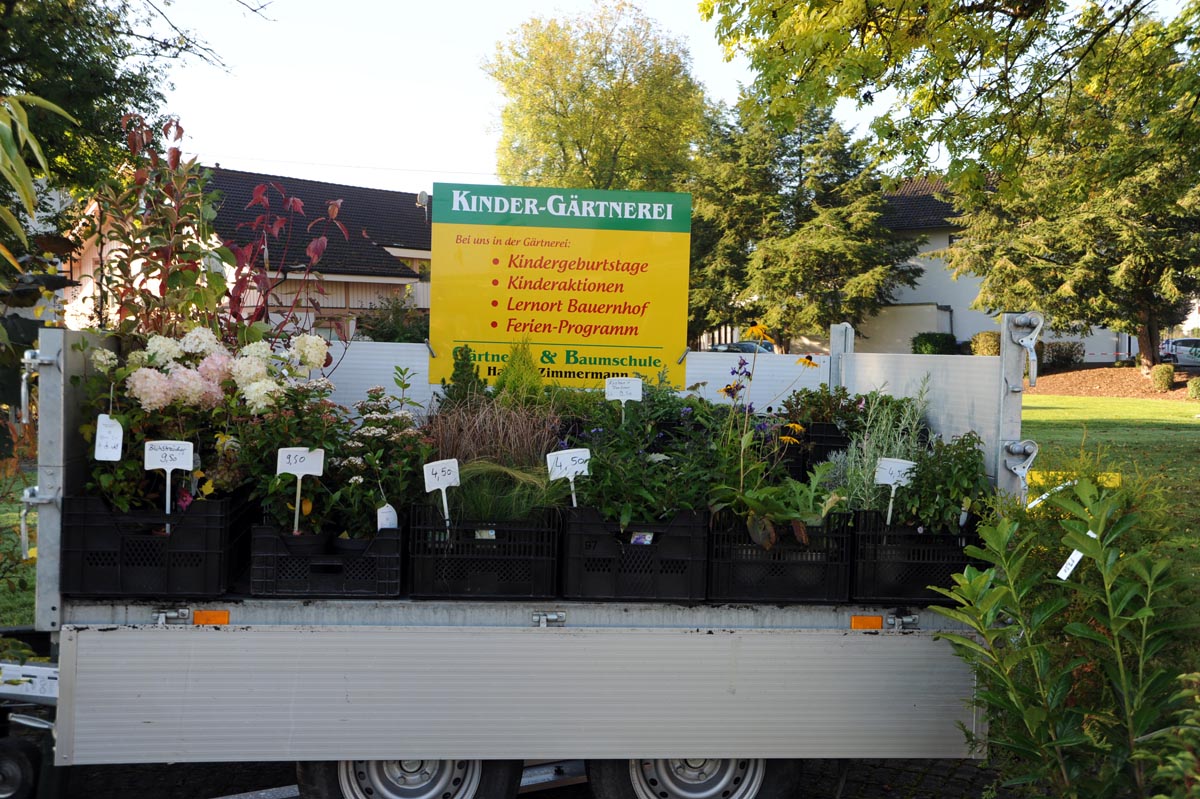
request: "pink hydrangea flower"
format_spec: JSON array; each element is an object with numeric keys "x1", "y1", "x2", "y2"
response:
[
  {"x1": 168, "y1": 366, "x2": 208, "y2": 407},
  {"x1": 126, "y1": 367, "x2": 174, "y2": 412},
  {"x1": 198, "y1": 351, "x2": 233, "y2": 383}
]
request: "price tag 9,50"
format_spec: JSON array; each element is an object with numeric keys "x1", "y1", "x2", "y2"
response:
[
  {"x1": 277, "y1": 447, "x2": 325, "y2": 477},
  {"x1": 144, "y1": 440, "x2": 194, "y2": 521},
  {"x1": 605, "y1": 377, "x2": 643, "y2": 404}
]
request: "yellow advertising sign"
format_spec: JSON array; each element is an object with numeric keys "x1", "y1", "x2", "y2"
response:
[{"x1": 429, "y1": 184, "x2": 692, "y2": 388}]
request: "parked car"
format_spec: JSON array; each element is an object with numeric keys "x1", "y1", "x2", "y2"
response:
[
  {"x1": 708, "y1": 341, "x2": 775, "y2": 354},
  {"x1": 1162, "y1": 337, "x2": 1200, "y2": 366}
]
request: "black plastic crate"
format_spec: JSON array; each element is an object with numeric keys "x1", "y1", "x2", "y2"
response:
[
  {"x1": 708, "y1": 514, "x2": 850, "y2": 603},
  {"x1": 781, "y1": 422, "x2": 851, "y2": 481},
  {"x1": 250, "y1": 526, "x2": 403, "y2": 597},
  {"x1": 840, "y1": 510, "x2": 981, "y2": 605},
  {"x1": 61, "y1": 493, "x2": 255, "y2": 597},
  {"x1": 563, "y1": 507, "x2": 706, "y2": 601},
  {"x1": 408, "y1": 506, "x2": 558, "y2": 599}
]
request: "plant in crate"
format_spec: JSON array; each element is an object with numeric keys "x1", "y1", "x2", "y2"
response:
[
  {"x1": 328, "y1": 386, "x2": 431, "y2": 542},
  {"x1": 894, "y1": 431, "x2": 991, "y2": 534}
]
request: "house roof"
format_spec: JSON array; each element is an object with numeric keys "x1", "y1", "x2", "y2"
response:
[
  {"x1": 205, "y1": 167, "x2": 428, "y2": 279},
  {"x1": 880, "y1": 177, "x2": 957, "y2": 232}
]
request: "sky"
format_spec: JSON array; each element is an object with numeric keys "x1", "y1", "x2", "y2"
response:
[{"x1": 160, "y1": 0, "x2": 757, "y2": 194}]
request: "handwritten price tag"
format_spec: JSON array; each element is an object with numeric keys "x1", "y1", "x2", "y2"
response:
[
  {"x1": 94, "y1": 414, "x2": 123, "y2": 462},
  {"x1": 276, "y1": 447, "x2": 325, "y2": 477},
  {"x1": 424, "y1": 459, "x2": 460, "y2": 492},
  {"x1": 547, "y1": 448, "x2": 591, "y2": 481},
  {"x1": 377, "y1": 503, "x2": 398, "y2": 531},
  {"x1": 605, "y1": 377, "x2": 643, "y2": 404},
  {"x1": 144, "y1": 440, "x2": 194, "y2": 471},
  {"x1": 874, "y1": 457, "x2": 916, "y2": 487}
]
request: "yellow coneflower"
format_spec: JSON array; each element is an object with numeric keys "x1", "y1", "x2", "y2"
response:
[
  {"x1": 784, "y1": 422, "x2": 805, "y2": 434},
  {"x1": 796, "y1": 355, "x2": 819, "y2": 369},
  {"x1": 743, "y1": 323, "x2": 775, "y2": 343},
  {"x1": 780, "y1": 435, "x2": 801, "y2": 445},
  {"x1": 719, "y1": 383, "x2": 739, "y2": 398}
]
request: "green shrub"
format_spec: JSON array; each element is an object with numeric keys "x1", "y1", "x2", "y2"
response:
[
  {"x1": 1150, "y1": 363, "x2": 1176, "y2": 393},
  {"x1": 1188, "y1": 377, "x2": 1200, "y2": 400},
  {"x1": 492, "y1": 339, "x2": 543, "y2": 407},
  {"x1": 354, "y1": 288, "x2": 429, "y2": 343},
  {"x1": 439, "y1": 344, "x2": 489, "y2": 408},
  {"x1": 1043, "y1": 340, "x2": 1085, "y2": 371},
  {"x1": 970, "y1": 330, "x2": 1001, "y2": 355},
  {"x1": 910, "y1": 331, "x2": 959, "y2": 354}
]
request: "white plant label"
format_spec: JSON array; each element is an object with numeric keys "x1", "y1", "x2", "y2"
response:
[
  {"x1": 376, "y1": 503, "x2": 398, "y2": 531},
  {"x1": 874, "y1": 457, "x2": 916, "y2": 487},
  {"x1": 1057, "y1": 530, "x2": 1099, "y2": 580},
  {"x1": 424, "y1": 459, "x2": 460, "y2": 492},
  {"x1": 276, "y1": 447, "x2": 325, "y2": 477},
  {"x1": 144, "y1": 440, "x2": 193, "y2": 471},
  {"x1": 605, "y1": 377, "x2": 643, "y2": 404},
  {"x1": 94, "y1": 413, "x2": 123, "y2": 461},
  {"x1": 547, "y1": 448, "x2": 590, "y2": 481}
]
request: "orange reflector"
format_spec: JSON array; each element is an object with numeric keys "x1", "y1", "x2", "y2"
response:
[
  {"x1": 850, "y1": 615, "x2": 883, "y2": 630},
  {"x1": 192, "y1": 610, "x2": 230, "y2": 625}
]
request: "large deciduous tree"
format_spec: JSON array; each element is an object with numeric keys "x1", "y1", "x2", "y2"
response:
[
  {"x1": 486, "y1": 1, "x2": 706, "y2": 191},
  {"x1": 685, "y1": 94, "x2": 921, "y2": 347},
  {"x1": 701, "y1": 0, "x2": 1198, "y2": 189},
  {"x1": 944, "y1": 14, "x2": 1200, "y2": 370}
]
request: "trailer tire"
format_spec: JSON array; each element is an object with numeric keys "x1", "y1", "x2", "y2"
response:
[
  {"x1": 0, "y1": 737, "x2": 40, "y2": 799},
  {"x1": 296, "y1": 758, "x2": 523, "y2": 799},
  {"x1": 587, "y1": 759, "x2": 801, "y2": 799}
]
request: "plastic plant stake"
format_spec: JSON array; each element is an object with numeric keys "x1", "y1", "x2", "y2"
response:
[
  {"x1": 547, "y1": 448, "x2": 591, "y2": 508},
  {"x1": 424, "y1": 458, "x2": 460, "y2": 529},
  {"x1": 875, "y1": 457, "x2": 916, "y2": 527},
  {"x1": 606, "y1": 377, "x2": 642, "y2": 424},
  {"x1": 144, "y1": 440, "x2": 194, "y2": 534},
  {"x1": 277, "y1": 447, "x2": 325, "y2": 535}
]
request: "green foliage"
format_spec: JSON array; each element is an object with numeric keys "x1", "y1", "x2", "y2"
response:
[
  {"x1": 701, "y1": 0, "x2": 1198, "y2": 191},
  {"x1": 971, "y1": 330, "x2": 1002, "y2": 356},
  {"x1": 567, "y1": 377, "x2": 718, "y2": 527},
  {"x1": 1151, "y1": 364, "x2": 1176, "y2": 393},
  {"x1": 438, "y1": 460, "x2": 568, "y2": 523},
  {"x1": 485, "y1": 1, "x2": 705, "y2": 191},
  {"x1": 911, "y1": 332, "x2": 959, "y2": 355},
  {"x1": 1043, "y1": 341, "x2": 1086, "y2": 372},
  {"x1": 492, "y1": 339, "x2": 543, "y2": 407},
  {"x1": 1188, "y1": 378, "x2": 1200, "y2": 401},
  {"x1": 931, "y1": 481, "x2": 1186, "y2": 798},
  {"x1": 830, "y1": 385, "x2": 929, "y2": 512},
  {"x1": 896, "y1": 431, "x2": 990, "y2": 531},
  {"x1": 439, "y1": 345, "x2": 488, "y2": 408},
  {"x1": 1151, "y1": 673, "x2": 1200, "y2": 797},
  {"x1": 779, "y1": 383, "x2": 863, "y2": 432},
  {"x1": 353, "y1": 288, "x2": 429, "y2": 343}
]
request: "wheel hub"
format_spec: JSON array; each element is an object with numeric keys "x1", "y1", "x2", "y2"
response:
[
  {"x1": 339, "y1": 758, "x2": 483, "y2": 799},
  {"x1": 629, "y1": 758, "x2": 766, "y2": 799}
]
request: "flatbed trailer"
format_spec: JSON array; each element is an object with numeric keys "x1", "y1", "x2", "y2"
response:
[{"x1": 12, "y1": 314, "x2": 1043, "y2": 799}]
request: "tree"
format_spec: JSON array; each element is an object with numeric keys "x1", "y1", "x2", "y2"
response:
[
  {"x1": 700, "y1": 0, "x2": 1198, "y2": 190},
  {"x1": 944, "y1": 14, "x2": 1200, "y2": 371},
  {"x1": 485, "y1": 1, "x2": 706, "y2": 191},
  {"x1": 685, "y1": 92, "x2": 921, "y2": 348}
]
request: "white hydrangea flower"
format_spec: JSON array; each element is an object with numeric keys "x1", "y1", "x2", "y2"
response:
[
  {"x1": 239, "y1": 341, "x2": 273, "y2": 361},
  {"x1": 242, "y1": 379, "x2": 281, "y2": 413},
  {"x1": 178, "y1": 326, "x2": 223, "y2": 356},
  {"x1": 126, "y1": 349, "x2": 149, "y2": 369},
  {"x1": 90, "y1": 348, "x2": 118, "y2": 373},
  {"x1": 230, "y1": 356, "x2": 269, "y2": 389},
  {"x1": 146, "y1": 335, "x2": 184, "y2": 364},
  {"x1": 290, "y1": 333, "x2": 328, "y2": 370}
]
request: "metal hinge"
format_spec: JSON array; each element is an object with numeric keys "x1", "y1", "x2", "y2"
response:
[
  {"x1": 1008, "y1": 313, "x2": 1045, "y2": 387},
  {"x1": 887, "y1": 613, "x2": 920, "y2": 630},
  {"x1": 1003, "y1": 439, "x2": 1039, "y2": 500},
  {"x1": 19, "y1": 347, "x2": 58, "y2": 426},
  {"x1": 532, "y1": 611, "x2": 566, "y2": 628},
  {"x1": 20, "y1": 485, "x2": 57, "y2": 559},
  {"x1": 153, "y1": 608, "x2": 191, "y2": 626}
]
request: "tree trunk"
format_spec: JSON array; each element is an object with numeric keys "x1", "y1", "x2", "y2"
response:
[{"x1": 1136, "y1": 325, "x2": 1158, "y2": 374}]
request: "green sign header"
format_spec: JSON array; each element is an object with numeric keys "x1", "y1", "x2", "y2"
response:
[{"x1": 432, "y1": 183, "x2": 692, "y2": 233}]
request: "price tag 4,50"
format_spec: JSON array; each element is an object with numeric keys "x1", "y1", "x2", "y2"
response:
[
  {"x1": 547, "y1": 448, "x2": 590, "y2": 507},
  {"x1": 424, "y1": 459, "x2": 460, "y2": 527}
]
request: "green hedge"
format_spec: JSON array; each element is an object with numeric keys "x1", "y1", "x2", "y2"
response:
[
  {"x1": 1150, "y1": 363, "x2": 1175, "y2": 393},
  {"x1": 970, "y1": 331, "x2": 1001, "y2": 356},
  {"x1": 911, "y1": 332, "x2": 959, "y2": 355}
]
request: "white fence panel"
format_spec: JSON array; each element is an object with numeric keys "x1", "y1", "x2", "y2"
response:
[{"x1": 324, "y1": 341, "x2": 435, "y2": 412}]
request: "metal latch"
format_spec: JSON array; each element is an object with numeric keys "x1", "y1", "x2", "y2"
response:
[
  {"x1": 1003, "y1": 440, "x2": 1039, "y2": 500},
  {"x1": 20, "y1": 485, "x2": 56, "y2": 559},
  {"x1": 887, "y1": 613, "x2": 920, "y2": 630},
  {"x1": 153, "y1": 608, "x2": 191, "y2": 625},
  {"x1": 532, "y1": 611, "x2": 566, "y2": 628},
  {"x1": 19, "y1": 347, "x2": 58, "y2": 426},
  {"x1": 1009, "y1": 313, "x2": 1044, "y2": 387}
]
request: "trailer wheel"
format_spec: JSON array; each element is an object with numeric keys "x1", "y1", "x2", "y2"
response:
[
  {"x1": 587, "y1": 759, "x2": 800, "y2": 799},
  {"x1": 297, "y1": 759, "x2": 523, "y2": 799},
  {"x1": 0, "y1": 737, "x2": 40, "y2": 799}
]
